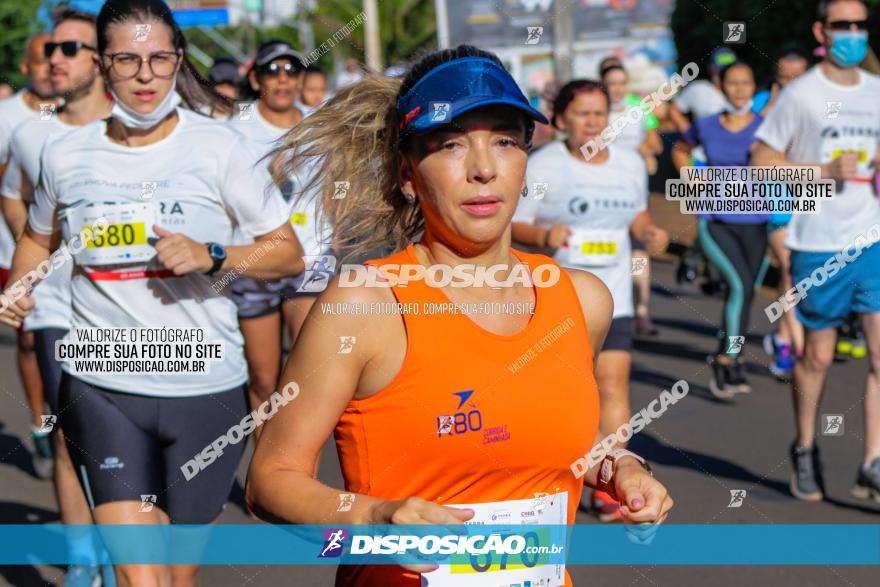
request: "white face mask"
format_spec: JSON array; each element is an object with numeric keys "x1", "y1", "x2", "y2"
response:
[
  {"x1": 110, "y1": 79, "x2": 182, "y2": 129},
  {"x1": 726, "y1": 99, "x2": 753, "y2": 116}
]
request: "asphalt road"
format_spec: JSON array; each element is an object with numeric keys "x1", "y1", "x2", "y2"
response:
[{"x1": 1, "y1": 256, "x2": 878, "y2": 587}]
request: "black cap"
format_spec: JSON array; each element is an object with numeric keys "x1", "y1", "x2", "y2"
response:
[
  {"x1": 255, "y1": 40, "x2": 305, "y2": 69},
  {"x1": 209, "y1": 58, "x2": 241, "y2": 85}
]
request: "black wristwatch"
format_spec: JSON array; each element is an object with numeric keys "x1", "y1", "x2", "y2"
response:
[{"x1": 205, "y1": 242, "x2": 227, "y2": 276}]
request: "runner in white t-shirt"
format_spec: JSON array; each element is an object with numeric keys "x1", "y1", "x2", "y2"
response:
[
  {"x1": 511, "y1": 80, "x2": 668, "y2": 522},
  {"x1": 0, "y1": 32, "x2": 59, "y2": 483},
  {"x1": 0, "y1": 2, "x2": 304, "y2": 584},
  {"x1": 230, "y1": 39, "x2": 331, "y2": 420},
  {"x1": 751, "y1": 0, "x2": 880, "y2": 504},
  {"x1": 0, "y1": 9, "x2": 115, "y2": 586},
  {"x1": 668, "y1": 48, "x2": 736, "y2": 133}
]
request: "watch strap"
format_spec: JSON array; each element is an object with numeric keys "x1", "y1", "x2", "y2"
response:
[{"x1": 596, "y1": 449, "x2": 651, "y2": 501}]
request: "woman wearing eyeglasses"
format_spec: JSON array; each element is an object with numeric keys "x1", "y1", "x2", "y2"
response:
[
  {"x1": 0, "y1": 0, "x2": 304, "y2": 584},
  {"x1": 227, "y1": 40, "x2": 326, "y2": 426}
]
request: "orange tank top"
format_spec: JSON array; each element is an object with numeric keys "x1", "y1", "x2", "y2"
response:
[{"x1": 333, "y1": 244, "x2": 600, "y2": 587}]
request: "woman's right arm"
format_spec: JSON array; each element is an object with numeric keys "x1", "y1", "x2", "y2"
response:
[{"x1": 246, "y1": 273, "x2": 474, "y2": 528}]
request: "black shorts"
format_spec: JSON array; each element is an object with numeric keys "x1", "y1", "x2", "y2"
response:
[
  {"x1": 229, "y1": 277, "x2": 282, "y2": 320},
  {"x1": 601, "y1": 317, "x2": 634, "y2": 353},
  {"x1": 59, "y1": 374, "x2": 248, "y2": 524},
  {"x1": 33, "y1": 328, "x2": 67, "y2": 417}
]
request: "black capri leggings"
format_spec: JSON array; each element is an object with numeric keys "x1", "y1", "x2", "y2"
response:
[
  {"x1": 59, "y1": 374, "x2": 248, "y2": 524},
  {"x1": 698, "y1": 220, "x2": 769, "y2": 358}
]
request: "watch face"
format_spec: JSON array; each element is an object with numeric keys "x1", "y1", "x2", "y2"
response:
[{"x1": 210, "y1": 243, "x2": 226, "y2": 260}]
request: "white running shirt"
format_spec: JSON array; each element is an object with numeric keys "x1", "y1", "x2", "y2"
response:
[
  {"x1": 755, "y1": 66, "x2": 880, "y2": 251},
  {"x1": 1, "y1": 116, "x2": 76, "y2": 331},
  {"x1": 28, "y1": 108, "x2": 290, "y2": 396},
  {"x1": 674, "y1": 80, "x2": 731, "y2": 121},
  {"x1": 516, "y1": 142, "x2": 647, "y2": 319},
  {"x1": 228, "y1": 102, "x2": 330, "y2": 259},
  {"x1": 0, "y1": 91, "x2": 41, "y2": 268}
]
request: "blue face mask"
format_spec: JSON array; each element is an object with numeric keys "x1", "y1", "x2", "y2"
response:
[{"x1": 829, "y1": 30, "x2": 869, "y2": 68}]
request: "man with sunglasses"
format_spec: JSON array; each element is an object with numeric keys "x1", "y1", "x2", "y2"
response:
[
  {"x1": 228, "y1": 39, "x2": 316, "y2": 424},
  {"x1": 1, "y1": 10, "x2": 115, "y2": 586},
  {"x1": 752, "y1": 0, "x2": 880, "y2": 504},
  {"x1": 0, "y1": 31, "x2": 59, "y2": 486}
]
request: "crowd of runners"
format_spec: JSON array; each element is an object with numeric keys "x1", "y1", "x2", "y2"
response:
[{"x1": 0, "y1": 0, "x2": 877, "y2": 585}]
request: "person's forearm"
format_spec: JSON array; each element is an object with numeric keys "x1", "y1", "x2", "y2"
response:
[
  {"x1": 749, "y1": 148, "x2": 828, "y2": 176},
  {"x1": 246, "y1": 467, "x2": 383, "y2": 525},
  {"x1": 630, "y1": 212, "x2": 654, "y2": 243},
  {"x1": 7, "y1": 231, "x2": 52, "y2": 292},
  {"x1": 511, "y1": 222, "x2": 547, "y2": 247},
  {"x1": 221, "y1": 226, "x2": 305, "y2": 280},
  {"x1": 671, "y1": 142, "x2": 691, "y2": 172},
  {"x1": 669, "y1": 107, "x2": 691, "y2": 134},
  {"x1": 1, "y1": 197, "x2": 28, "y2": 239}
]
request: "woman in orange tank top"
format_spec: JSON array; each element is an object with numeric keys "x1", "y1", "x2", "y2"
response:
[{"x1": 247, "y1": 45, "x2": 673, "y2": 586}]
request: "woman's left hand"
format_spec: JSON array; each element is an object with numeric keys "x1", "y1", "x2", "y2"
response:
[{"x1": 613, "y1": 460, "x2": 673, "y2": 525}]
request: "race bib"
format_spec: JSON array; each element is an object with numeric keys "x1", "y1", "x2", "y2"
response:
[
  {"x1": 67, "y1": 202, "x2": 158, "y2": 266},
  {"x1": 568, "y1": 228, "x2": 626, "y2": 267},
  {"x1": 822, "y1": 134, "x2": 876, "y2": 181},
  {"x1": 290, "y1": 212, "x2": 309, "y2": 226},
  {"x1": 424, "y1": 492, "x2": 567, "y2": 587}
]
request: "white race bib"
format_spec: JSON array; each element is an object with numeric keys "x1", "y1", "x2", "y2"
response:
[
  {"x1": 568, "y1": 228, "x2": 626, "y2": 267},
  {"x1": 67, "y1": 202, "x2": 158, "y2": 266},
  {"x1": 424, "y1": 492, "x2": 567, "y2": 587}
]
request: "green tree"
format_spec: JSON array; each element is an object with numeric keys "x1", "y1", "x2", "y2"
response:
[
  {"x1": 0, "y1": 0, "x2": 44, "y2": 90},
  {"x1": 671, "y1": 0, "x2": 880, "y2": 85}
]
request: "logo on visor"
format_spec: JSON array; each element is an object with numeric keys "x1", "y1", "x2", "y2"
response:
[{"x1": 430, "y1": 102, "x2": 451, "y2": 123}]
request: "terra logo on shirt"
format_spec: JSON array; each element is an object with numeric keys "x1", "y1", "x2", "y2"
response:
[{"x1": 436, "y1": 390, "x2": 483, "y2": 437}]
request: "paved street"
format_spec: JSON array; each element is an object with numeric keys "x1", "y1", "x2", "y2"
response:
[{"x1": 1, "y1": 236, "x2": 879, "y2": 586}]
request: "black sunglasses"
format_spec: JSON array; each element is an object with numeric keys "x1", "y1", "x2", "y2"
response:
[
  {"x1": 826, "y1": 19, "x2": 869, "y2": 31},
  {"x1": 44, "y1": 41, "x2": 97, "y2": 58},
  {"x1": 257, "y1": 61, "x2": 302, "y2": 77}
]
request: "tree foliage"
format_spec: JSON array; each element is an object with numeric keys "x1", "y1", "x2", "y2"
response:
[{"x1": 0, "y1": 0, "x2": 44, "y2": 90}]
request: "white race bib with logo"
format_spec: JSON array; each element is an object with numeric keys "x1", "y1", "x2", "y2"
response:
[
  {"x1": 67, "y1": 202, "x2": 158, "y2": 266},
  {"x1": 568, "y1": 228, "x2": 626, "y2": 267},
  {"x1": 423, "y1": 492, "x2": 567, "y2": 587}
]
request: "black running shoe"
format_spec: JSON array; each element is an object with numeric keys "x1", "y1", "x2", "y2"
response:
[
  {"x1": 790, "y1": 443, "x2": 824, "y2": 501},
  {"x1": 851, "y1": 457, "x2": 880, "y2": 503},
  {"x1": 708, "y1": 357, "x2": 736, "y2": 400},
  {"x1": 730, "y1": 360, "x2": 752, "y2": 394}
]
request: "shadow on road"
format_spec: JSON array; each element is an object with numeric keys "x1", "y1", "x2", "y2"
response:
[{"x1": 0, "y1": 421, "x2": 38, "y2": 478}]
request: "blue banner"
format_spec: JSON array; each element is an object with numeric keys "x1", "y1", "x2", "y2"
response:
[
  {"x1": 39, "y1": 1, "x2": 230, "y2": 28},
  {"x1": 2, "y1": 525, "x2": 880, "y2": 565}
]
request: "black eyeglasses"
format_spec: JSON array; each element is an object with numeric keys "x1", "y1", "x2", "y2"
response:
[
  {"x1": 826, "y1": 19, "x2": 869, "y2": 31},
  {"x1": 102, "y1": 51, "x2": 181, "y2": 79},
  {"x1": 44, "y1": 41, "x2": 97, "y2": 58},
  {"x1": 257, "y1": 61, "x2": 301, "y2": 77}
]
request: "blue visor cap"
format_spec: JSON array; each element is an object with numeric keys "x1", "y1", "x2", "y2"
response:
[{"x1": 396, "y1": 57, "x2": 549, "y2": 137}]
